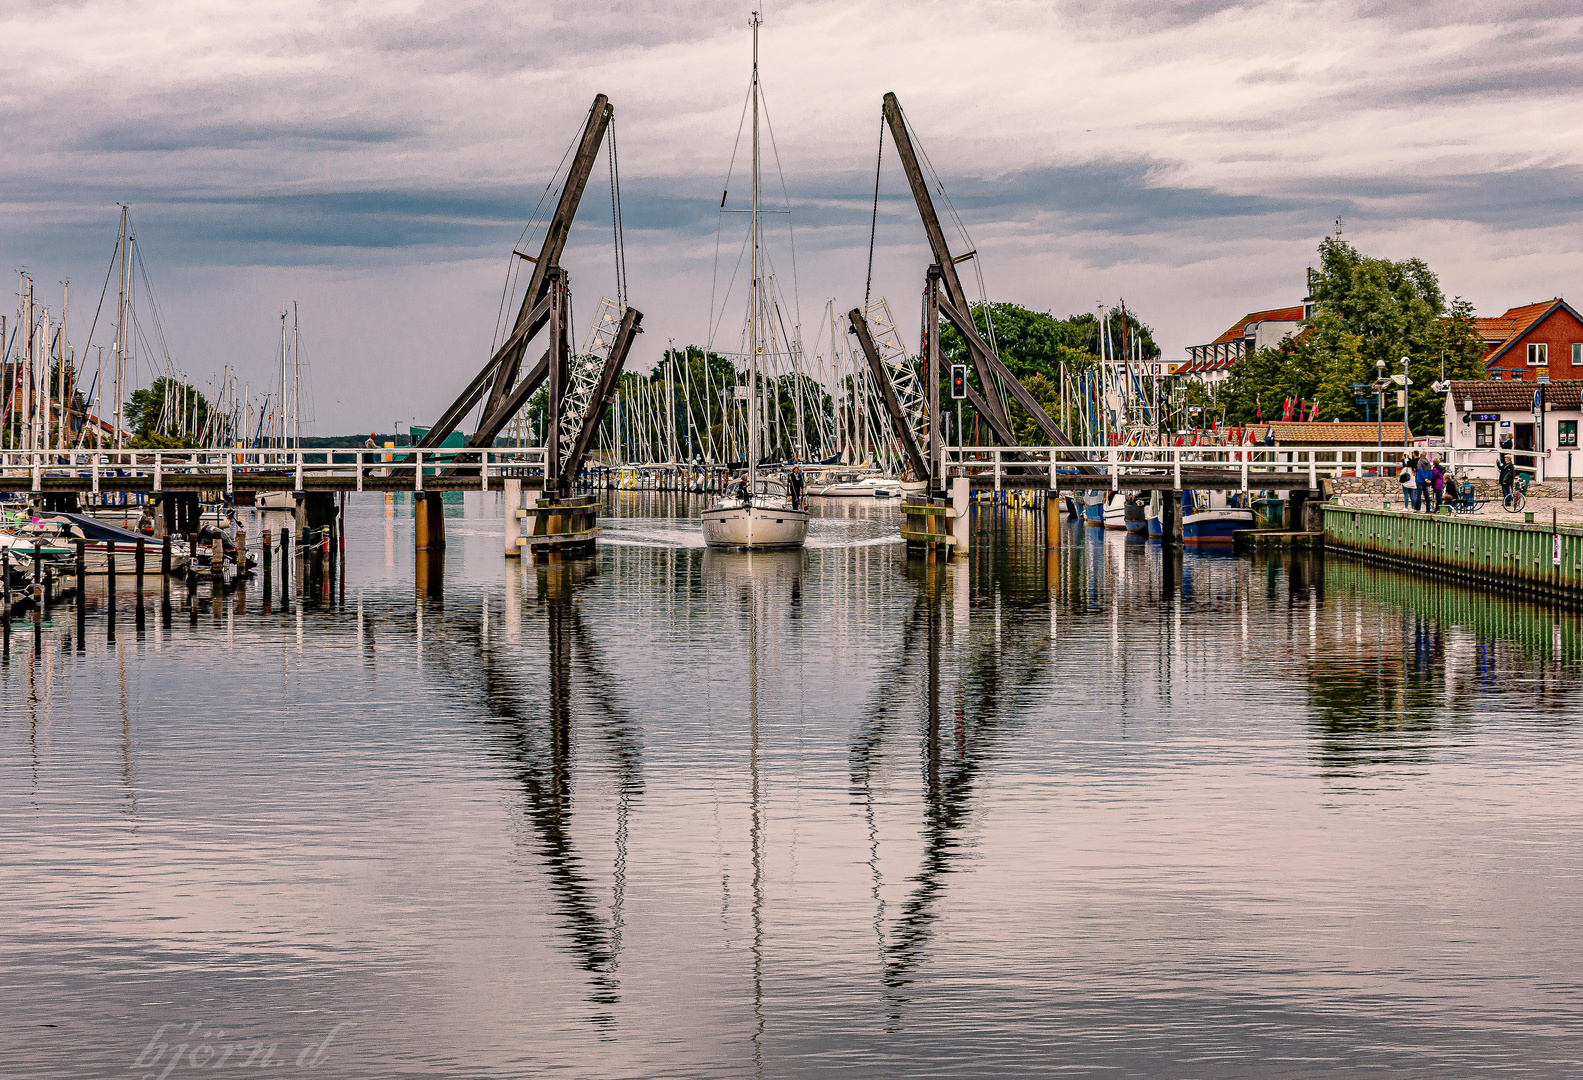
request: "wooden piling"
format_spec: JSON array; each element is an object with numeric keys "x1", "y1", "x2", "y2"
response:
[
  {"x1": 1045, "y1": 490, "x2": 1059, "y2": 550},
  {"x1": 76, "y1": 539, "x2": 86, "y2": 597},
  {"x1": 414, "y1": 492, "x2": 431, "y2": 551},
  {"x1": 211, "y1": 538, "x2": 224, "y2": 584},
  {"x1": 135, "y1": 538, "x2": 145, "y2": 584},
  {"x1": 262, "y1": 529, "x2": 272, "y2": 573}
]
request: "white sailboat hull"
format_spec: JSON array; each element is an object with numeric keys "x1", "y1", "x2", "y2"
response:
[{"x1": 701, "y1": 504, "x2": 809, "y2": 549}]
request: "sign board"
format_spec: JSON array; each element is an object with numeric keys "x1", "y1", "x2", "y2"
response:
[
  {"x1": 1536, "y1": 366, "x2": 1550, "y2": 379},
  {"x1": 1474, "y1": 413, "x2": 1500, "y2": 421},
  {"x1": 1395, "y1": 390, "x2": 1407, "y2": 407},
  {"x1": 1555, "y1": 533, "x2": 1562, "y2": 567},
  {"x1": 1501, "y1": 420, "x2": 1512, "y2": 428},
  {"x1": 1538, "y1": 376, "x2": 1552, "y2": 385},
  {"x1": 733, "y1": 386, "x2": 749, "y2": 400}
]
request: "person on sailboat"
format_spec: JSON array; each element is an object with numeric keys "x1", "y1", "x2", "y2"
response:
[
  {"x1": 787, "y1": 468, "x2": 803, "y2": 508},
  {"x1": 733, "y1": 476, "x2": 751, "y2": 506}
]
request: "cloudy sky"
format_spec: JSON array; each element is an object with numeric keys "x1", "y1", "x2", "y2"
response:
[{"x1": 4, "y1": 0, "x2": 1581, "y2": 433}]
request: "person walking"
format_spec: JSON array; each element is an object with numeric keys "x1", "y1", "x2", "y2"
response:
[
  {"x1": 1430, "y1": 457, "x2": 1446, "y2": 512},
  {"x1": 1398, "y1": 455, "x2": 1417, "y2": 510},
  {"x1": 1415, "y1": 453, "x2": 1433, "y2": 513},
  {"x1": 1498, "y1": 453, "x2": 1516, "y2": 501}
]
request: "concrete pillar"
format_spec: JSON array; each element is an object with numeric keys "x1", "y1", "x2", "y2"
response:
[
  {"x1": 504, "y1": 477, "x2": 522, "y2": 557},
  {"x1": 951, "y1": 476, "x2": 970, "y2": 556}
]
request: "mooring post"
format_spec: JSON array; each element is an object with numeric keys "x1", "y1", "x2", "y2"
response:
[
  {"x1": 135, "y1": 538, "x2": 145, "y2": 585},
  {"x1": 262, "y1": 529, "x2": 272, "y2": 574},
  {"x1": 504, "y1": 477, "x2": 522, "y2": 557},
  {"x1": 1045, "y1": 488, "x2": 1060, "y2": 550},
  {"x1": 211, "y1": 538, "x2": 224, "y2": 586},
  {"x1": 76, "y1": 539, "x2": 86, "y2": 598}
]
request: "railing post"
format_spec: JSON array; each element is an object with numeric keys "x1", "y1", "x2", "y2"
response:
[
  {"x1": 91, "y1": 453, "x2": 100, "y2": 494},
  {"x1": 1049, "y1": 448, "x2": 1057, "y2": 491},
  {"x1": 1109, "y1": 447, "x2": 1118, "y2": 491},
  {"x1": 225, "y1": 452, "x2": 233, "y2": 497},
  {"x1": 154, "y1": 453, "x2": 162, "y2": 493},
  {"x1": 356, "y1": 450, "x2": 363, "y2": 492},
  {"x1": 1240, "y1": 455, "x2": 1249, "y2": 493},
  {"x1": 994, "y1": 450, "x2": 1001, "y2": 493},
  {"x1": 295, "y1": 451, "x2": 304, "y2": 493},
  {"x1": 1173, "y1": 446, "x2": 1181, "y2": 489},
  {"x1": 1309, "y1": 450, "x2": 1317, "y2": 488},
  {"x1": 482, "y1": 450, "x2": 489, "y2": 492},
  {"x1": 415, "y1": 450, "x2": 424, "y2": 492}
]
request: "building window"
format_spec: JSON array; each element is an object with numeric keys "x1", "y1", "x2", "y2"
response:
[
  {"x1": 1476, "y1": 422, "x2": 1495, "y2": 448},
  {"x1": 1528, "y1": 342, "x2": 1548, "y2": 365},
  {"x1": 1562, "y1": 421, "x2": 1579, "y2": 448},
  {"x1": 1574, "y1": 342, "x2": 1582, "y2": 365}
]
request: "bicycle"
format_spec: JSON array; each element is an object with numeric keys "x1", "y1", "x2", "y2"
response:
[{"x1": 1502, "y1": 473, "x2": 1530, "y2": 514}]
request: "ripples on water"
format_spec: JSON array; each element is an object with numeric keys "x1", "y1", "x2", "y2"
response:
[{"x1": 3, "y1": 491, "x2": 1581, "y2": 1078}]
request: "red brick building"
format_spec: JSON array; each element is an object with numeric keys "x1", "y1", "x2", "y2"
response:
[{"x1": 1479, "y1": 298, "x2": 1583, "y2": 381}]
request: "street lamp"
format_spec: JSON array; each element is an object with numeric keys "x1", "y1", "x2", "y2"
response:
[
  {"x1": 1401, "y1": 356, "x2": 1411, "y2": 444},
  {"x1": 1376, "y1": 357, "x2": 1386, "y2": 468}
]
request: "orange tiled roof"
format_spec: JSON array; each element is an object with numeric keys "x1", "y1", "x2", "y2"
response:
[
  {"x1": 1482, "y1": 298, "x2": 1567, "y2": 361},
  {"x1": 1252, "y1": 421, "x2": 1411, "y2": 444},
  {"x1": 1447, "y1": 379, "x2": 1581, "y2": 411},
  {"x1": 1211, "y1": 306, "x2": 1305, "y2": 345}
]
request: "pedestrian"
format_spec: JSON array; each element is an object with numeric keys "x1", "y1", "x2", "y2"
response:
[
  {"x1": 1498, "y1": 453, "x2": 1516, "y2": 501},
  {"x1": 1398, "y1": 455, "x2": 1417, "y2": 510},
  {"x1": 1415, "y1": 453, "x2": 1433, "y2": 513},
  {"x1": 1430, "y1": 457, "x2": 1446, "y2": 512}
]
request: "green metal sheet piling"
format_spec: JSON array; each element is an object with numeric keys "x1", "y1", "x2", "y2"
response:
[{"x1": 1324, "y1": 505, "x2": 1583, "y2": 604}]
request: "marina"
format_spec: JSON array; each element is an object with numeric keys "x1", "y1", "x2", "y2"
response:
[
  {"x1": 4, "y1": 4, "x2": 1583, "y2": 1075},
  {"x1": 5, "y1": 491, "x2": 1583, "y2": 1077}
]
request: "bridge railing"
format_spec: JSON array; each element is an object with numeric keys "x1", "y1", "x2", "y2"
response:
[
  {"x1": 0, "y1": 446, "x2": 550, "y2": 494},
  {"x1": 944, "y1": 444, "x2": 1428, "y2": 491}
]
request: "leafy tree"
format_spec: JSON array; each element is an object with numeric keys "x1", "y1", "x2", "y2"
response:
[
  {"x1": 1220, "y1": 238, "x2": 1483, "y2": 435},
  {"x1": 125, "y1": 377, "x2": 209, "y2": 445}
]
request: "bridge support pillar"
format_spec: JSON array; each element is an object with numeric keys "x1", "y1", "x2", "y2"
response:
[
  {"x1": 1161, "y1": 490, "x2": 1184, "y2": 547},
  {"x1": 503, "y1": 478, "x2": 523, "y2": 557},
  {"x1": 414, "y1": 492, "x2": 445, "y2": 551},
  {"x1": 952, "y1": 477, "x2": 971, "y2": 556}
]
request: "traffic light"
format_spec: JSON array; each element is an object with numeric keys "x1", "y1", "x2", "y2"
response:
[{"x1": 951, "y1": 365, "x2": 967, "y2": 399}]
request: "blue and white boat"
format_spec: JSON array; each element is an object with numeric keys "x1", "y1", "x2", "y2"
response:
[
  {"x1": 1083, "y1": 491, "x2": 1105, "y2": 527},
  {"x1": 1183, "y1": 492, "x2": 1255, "y2": 545}
]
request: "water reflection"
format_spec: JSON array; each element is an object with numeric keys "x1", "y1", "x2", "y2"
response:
[{"x1": 439, "y1": 558, "x2": 642, "y2": 1023}]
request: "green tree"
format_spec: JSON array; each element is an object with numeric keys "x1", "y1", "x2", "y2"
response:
[
  {"x1": 1221, "y1": 238, "x2": 1481, "y2": 435},
  {"x1": 124, "y1": 377, "x2": 210, "y2": 446}
]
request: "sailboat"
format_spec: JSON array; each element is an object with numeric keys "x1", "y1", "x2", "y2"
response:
[
  {"x1": 701, "y1": 12, "x2": 809, "y2": 551},
  {"x1": 255, "y1": 305, "x2": 304, "y2": 510}
]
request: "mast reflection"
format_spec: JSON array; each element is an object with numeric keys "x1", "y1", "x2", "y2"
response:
[{"x1": 455, "y1": 559, "x2": 643, "y2": 1020}]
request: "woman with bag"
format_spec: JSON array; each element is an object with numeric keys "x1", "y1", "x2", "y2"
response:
[{"x1": 1398, "y1": 456, "x2": 1417, "y2": 510}]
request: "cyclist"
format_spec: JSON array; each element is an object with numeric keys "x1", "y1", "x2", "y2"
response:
[{"x1": 1498, "y1": 453, "x2": 1515, "y2": 503}]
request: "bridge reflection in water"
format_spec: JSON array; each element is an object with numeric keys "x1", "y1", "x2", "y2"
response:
[{"x1": 8, "y1": 493, "x2": 1583, "y2": 1077}]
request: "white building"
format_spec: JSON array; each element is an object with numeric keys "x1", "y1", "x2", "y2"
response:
[{"x1": 1442, "y1": 379, "x2": 1582, "y2": 481}]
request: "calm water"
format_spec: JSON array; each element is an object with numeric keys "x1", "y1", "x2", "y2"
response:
[{"x1": 3, "y1": 492, "x2": 1582, "y2": 1078}]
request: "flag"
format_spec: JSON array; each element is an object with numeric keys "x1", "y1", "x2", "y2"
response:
[{"x1": 1256, "y1": 395, "x2": 1262, "y2": 421}]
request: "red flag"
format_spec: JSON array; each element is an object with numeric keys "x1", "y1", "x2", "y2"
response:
[
  {"x1": 1256, "y1": 394, "x2": 1262, "y2": 421},
  {"x1": 1281, "y1": 397, "x2": 1294, "y2": 421}
]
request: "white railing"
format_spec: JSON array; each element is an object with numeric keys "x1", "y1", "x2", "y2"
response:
[
  {"x1": 0, "y1": 446, "x2": 550, "y2": 494},
  {"x1": 943, "y1": 444, "x2": 1427, "y2": 491}
]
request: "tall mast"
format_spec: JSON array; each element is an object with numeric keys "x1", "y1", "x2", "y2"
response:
[
  {"x1": 748, "y1": 9, "x2": 761, "y2": 490},
  {"x1": 292, "y1": 302, "x2": 301, "y2": 449},
  {"x1": 114, "y1": 206, "x2": 127, "y2": 450},
  {"x1": 278, "y1": 309, "x2": 287, "y2": 449}
]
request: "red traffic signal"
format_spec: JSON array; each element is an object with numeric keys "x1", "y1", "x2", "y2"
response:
[{"x1": 950, "y1": 365, "x2": 967, "y2": 399}]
